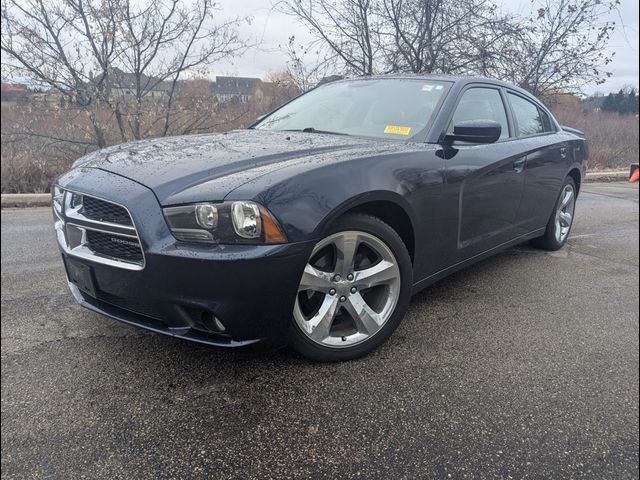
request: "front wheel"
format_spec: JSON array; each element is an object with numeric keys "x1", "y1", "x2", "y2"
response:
[
  {"x1": 290, "y1": 214, "x2": 412, "y2": 362},
  {"x1": 531, "y1": 177, "x2": 577, "y2": 251}
]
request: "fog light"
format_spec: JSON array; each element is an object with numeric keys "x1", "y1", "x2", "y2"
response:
[
  {"x1": 200, "y1": 310, "x2": 226, "y2": 333},
  {"x1": 213, "y1": 316, "x2": 226, "y2": 333}
]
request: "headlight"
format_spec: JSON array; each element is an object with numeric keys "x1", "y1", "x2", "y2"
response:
[{"x1": 163, "y1": 201, "x2": 287, "y2": 244}]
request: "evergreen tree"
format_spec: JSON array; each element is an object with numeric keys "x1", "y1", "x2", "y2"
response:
[{"x1": 600, "y1": 88, "x2": 638, "y2": 115}]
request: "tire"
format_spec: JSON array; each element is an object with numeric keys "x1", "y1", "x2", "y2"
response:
[
  {"x1": 530, "y1": 176, "x2": 577, "y2": 251},
  {"x1": 289, "y1": 213, "x2": 412, "y2": 362}
]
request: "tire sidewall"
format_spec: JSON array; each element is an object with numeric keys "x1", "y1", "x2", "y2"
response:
[{"x1": 289, "y1": 214, "x2": 413, "y2": 362}]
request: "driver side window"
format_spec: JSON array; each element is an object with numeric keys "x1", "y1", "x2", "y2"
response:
[{"x1": 450, "y1": 87, "x2": 510, "y2": 139}]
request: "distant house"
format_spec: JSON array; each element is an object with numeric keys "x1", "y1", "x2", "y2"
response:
[
  {"x1": 212, "y1": 76, "x2": 262, "y2": 103},
  {"x1": 111, "y1": 68, "x2": 171, "y2": 99},
  {"x1": 30, "y1": 90, "x2": 65, "y2": 107},
  {"x1": 90, "y1": 68, "x2": 172, "y2": 101},
  {"x1": 1, "y1": 83, "x2": 27, "y2": 101}
]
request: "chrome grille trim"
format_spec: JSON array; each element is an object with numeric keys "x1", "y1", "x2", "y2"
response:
[
  {"x1": 82, "y1": 194, "x2": 133, "y2": 226},
  {"x1": 66, "y1": 207, "x2": 137, "y2": 235},
  {"x1": 53, "y1": 187, "x2": 145, "y2": 271}
]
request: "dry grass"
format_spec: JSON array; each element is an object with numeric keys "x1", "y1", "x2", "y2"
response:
[
  {"x1": 0, "y1": 95, "x2": 289, "y2": 193},
  {"x1": 552, "y1": 105, "x2": 639, "y2": 171},
  {"x1": 2, "y1": 98, "x2": 638, "y2": 193},
  {"x1": 1, "y1": 101, "x2": 96, "y2": 193}
]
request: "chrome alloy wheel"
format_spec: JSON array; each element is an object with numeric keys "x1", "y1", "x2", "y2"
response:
[
  {"x1": 293, "y1": 231, "x2": 401, "y2": 348},
  {"x1": 555, "y1": 184, "x2": 576, "y2": 243}
]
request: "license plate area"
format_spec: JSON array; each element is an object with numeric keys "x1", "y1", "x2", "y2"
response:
[{"x1": 65, "y1": 258, "x2": 96, "y2": 298}]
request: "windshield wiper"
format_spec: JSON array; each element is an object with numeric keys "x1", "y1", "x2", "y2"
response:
[{"x1": 284, "y1": 127, "x2": 349, "y2": 136}]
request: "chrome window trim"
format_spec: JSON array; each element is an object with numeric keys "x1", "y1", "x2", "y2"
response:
[{"x1": 53, "y1": 187, "x2": 146, "y2": 271}]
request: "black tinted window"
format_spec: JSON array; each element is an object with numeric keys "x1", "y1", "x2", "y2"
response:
[
  {"x1": 450, "y1": 87, "x2": 509, "y2": 139},
  {"x1": 538, "y1": 108, "x2": 555, "y2": 132},
  {"x1": 508, "y1": 93, "x2": 546, "y2": 136}
]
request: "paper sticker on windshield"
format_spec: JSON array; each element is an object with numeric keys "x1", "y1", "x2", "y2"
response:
[
  {"x1": 421, "y1": 84, "x2": 434, "y2": 91},
  {"x1": 384, "y1": 125, "x2": 412, "y2": 136}
]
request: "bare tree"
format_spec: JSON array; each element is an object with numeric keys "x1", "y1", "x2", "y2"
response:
[
  {"x1": 381, "y1": 0, "x2": 509, "y2": 74},
  {"x1": 115, "y1": 0, "x2": 249, "y2": 139},
  {"x1": 263, "y1": 70, "x2": 301, "y2": 104},
  {"x1": 280, "y1": 0, "x2": 383, "y2": 76},
  {"x1": 280, "y1": 0, "x2": 620, "y2": 97},
  {"x1": 1, "y1": 0, "x2": 120, "y2": 147},
  {"x1": 1, "y1": 0, "x2": 249, "y2": 147},
  {"x1": 489, "y1": 0, "x2": 620, "y2": 98},
  {"x1": 282, "y1": 35, "x2": 335, "y2": 91}
]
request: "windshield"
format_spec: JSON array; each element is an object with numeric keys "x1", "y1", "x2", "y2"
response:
[{"x1": 255, "y1": 78, "x2": 451, "y2": 140}]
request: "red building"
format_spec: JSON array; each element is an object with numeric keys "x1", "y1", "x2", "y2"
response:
[{"x1": 1, "y1": 82, "x2": 27, "y2": 101}]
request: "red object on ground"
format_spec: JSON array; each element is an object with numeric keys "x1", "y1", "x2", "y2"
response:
[{"x1": 630, "y1": 164, "x2": 639, "y2": 183}]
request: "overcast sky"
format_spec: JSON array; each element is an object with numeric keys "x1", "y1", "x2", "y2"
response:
[{"x1": 213, "y1": 0, "x2": 639, "y2": 95}]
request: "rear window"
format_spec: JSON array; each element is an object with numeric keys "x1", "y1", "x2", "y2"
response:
[
  {"x1": 508, "y1": 92, "x2": 551, "y2": 136},
  {"x1": 538, "y1": 108, "x2": 555, "y2": 132}
]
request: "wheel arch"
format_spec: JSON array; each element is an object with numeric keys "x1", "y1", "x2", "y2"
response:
[
  {"x1": 567, "y1": 167, "x2": 582, "y2": 195},
  {"x1": 314, "y1": 192, "x2": 417, "y2": 264}
]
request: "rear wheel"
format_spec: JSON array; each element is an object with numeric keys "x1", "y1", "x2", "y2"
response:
[
  {"x1": 531, "y1": 177, "x2": 577, "y2": 251},
  {"x1": 290, "y1": 214, "x2": 412, "y2": 362}
]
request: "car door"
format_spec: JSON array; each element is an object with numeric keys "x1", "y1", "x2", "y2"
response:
[
  {"x1": 443, "y1": 85, "x2": 527, "y2": 260},
  {"x1": 505, "y1": 91, "x2": 568, "y2": 234}
]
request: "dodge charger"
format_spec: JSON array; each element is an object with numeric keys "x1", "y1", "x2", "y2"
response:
[{"x1": 53, "y1": 75, "x2": 588, "y2": 361}]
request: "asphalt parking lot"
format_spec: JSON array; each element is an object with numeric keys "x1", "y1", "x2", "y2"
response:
[{"x1": 1, "y1": 182, "x2": 638, "y2": 479}]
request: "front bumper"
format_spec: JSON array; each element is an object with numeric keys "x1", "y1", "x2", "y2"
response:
[{"x1": 55, "y1": 168, "x2": 314, "y2": 347}]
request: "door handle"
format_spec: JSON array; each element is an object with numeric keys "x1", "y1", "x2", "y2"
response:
[
  {"x1": 560, "y1": 147, "x2": 568, "y2": 159},
  {"x1": 513, "y1": 157, "x2": 526, "y2": 173}
]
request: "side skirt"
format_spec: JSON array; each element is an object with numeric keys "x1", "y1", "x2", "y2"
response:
[{"x1": 411, "y1": 228, "x2": 546, "y2": 295}]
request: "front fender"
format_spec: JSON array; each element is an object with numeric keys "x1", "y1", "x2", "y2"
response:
[
  {"x1": 311, "y1": 190, "x2": 418, "y2": 238},
  {"x1": 225, "y1": 147, "x2": 444, "y2": 244}
]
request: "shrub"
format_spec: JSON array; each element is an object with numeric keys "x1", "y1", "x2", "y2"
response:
[{"x1": 552, "y1": 105, "x2": 639, "y2": 170}]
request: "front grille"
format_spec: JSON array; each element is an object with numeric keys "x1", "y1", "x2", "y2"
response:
[
  {"x1": 53, "y1": 188, "x2": 145, "y2": 270},
  {"x1": 82, "y1": 195, "x2": 133, "y2": 226},
  {"x1": 86, "y1": 230, "x2": 144, "y2": 264}
]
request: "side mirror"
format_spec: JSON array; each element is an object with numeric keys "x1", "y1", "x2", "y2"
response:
[{"x1": 444, "y1": 120, "x2": 502, "y2": 144}]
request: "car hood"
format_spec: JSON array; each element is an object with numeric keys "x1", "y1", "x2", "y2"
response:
[{"x1": 75, "y1": 129, "x2": 406, "y2": 205}]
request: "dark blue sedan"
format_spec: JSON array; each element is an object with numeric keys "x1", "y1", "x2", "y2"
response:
[{"x1": 53, "y1": 75, "x2": 588, "y2": 361}]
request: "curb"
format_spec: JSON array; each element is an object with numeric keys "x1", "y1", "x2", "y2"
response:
[
  {"x1": 1, "y1": 194, "x2": 51, "y2": 209},
  {"x1": 584, "y1": 170, "x2": 629, "y2": 183}
]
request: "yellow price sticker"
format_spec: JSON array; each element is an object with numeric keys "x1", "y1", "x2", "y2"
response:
[{"x1": 384, "y1": 125, "x2": 412, "y2": 136}]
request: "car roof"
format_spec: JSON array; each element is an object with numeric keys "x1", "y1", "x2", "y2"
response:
[{"x1": 328, "y1": 74, "x2": 537, "y2": 103}]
